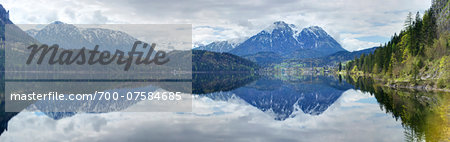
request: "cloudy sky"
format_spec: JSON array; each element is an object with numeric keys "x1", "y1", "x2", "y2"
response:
[{"x1": 2, "y1": 0, "x2": 431, "y2": 51}]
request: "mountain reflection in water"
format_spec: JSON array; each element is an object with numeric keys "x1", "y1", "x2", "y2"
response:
[{"x1": 0, "y1": 74, "x2": 448, "y2": 142}]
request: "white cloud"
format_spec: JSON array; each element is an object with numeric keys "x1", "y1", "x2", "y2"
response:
[
  {"x1": 2, "y1": 0, "x2": 431, "y2": 51},
  {"x1": 342, "y1": 37, "x2": 381, "y2": 51}
]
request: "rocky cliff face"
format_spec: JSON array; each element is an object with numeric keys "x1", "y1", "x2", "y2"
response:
[{"x1": 432, "y1": 0, "x2": 449, "y2": 33}]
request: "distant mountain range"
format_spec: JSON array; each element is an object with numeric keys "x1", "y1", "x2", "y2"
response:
[
  {"x1": 18, "y1": 21, "x2": 260, "y2": 72},
  {"x1": 25, "y1": 20, "x2": 376, "y2": 67},
  {"x1": 25, "y1": 21, "x2": 138, "y2": 51},
  {"x1": 195, "y1": 21, "x2": 346, "y2": 62},
  {"x1": 193, "y1": 37, "x2": 247, "y2": 53}
]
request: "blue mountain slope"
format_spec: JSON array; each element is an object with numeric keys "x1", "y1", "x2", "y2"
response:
[
  {"x1": 196, "y1": 21, "x2": 346, "y2": 61},
  {"x1": 296, "y1": 26, "x2": 344, "y2": 55}
]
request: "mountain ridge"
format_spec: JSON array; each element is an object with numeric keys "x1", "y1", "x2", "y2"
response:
[
  {"x1": 196, "y1": 21, "x2": 346, "y2": 62},
  {"x1": 25, "y1": 21, "x2": 138, "y2": 51},
  {"x1": 193, "y1": 37, "x2": 247, "y2": 53}
]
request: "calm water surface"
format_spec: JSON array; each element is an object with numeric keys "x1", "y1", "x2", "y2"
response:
[{"x1": 0, "y1": 74, "x2": 448, "y2": 142}]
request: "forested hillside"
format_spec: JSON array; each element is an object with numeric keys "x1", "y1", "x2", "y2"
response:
[
  {"x1": 345, "y1": 0, "x2": 450, "y2": 89},
  {"x1": 192, "y1": 50, "x2": 259, "y2": 72}
]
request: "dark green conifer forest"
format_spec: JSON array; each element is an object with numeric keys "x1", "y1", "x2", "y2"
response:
[{"x1": 345, "y1": 0, "x2": 450, "y2": 89}]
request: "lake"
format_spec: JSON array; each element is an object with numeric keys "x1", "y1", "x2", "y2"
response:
[{"x1": 0, "y1": 73, "x2": 448, "y2": 142}]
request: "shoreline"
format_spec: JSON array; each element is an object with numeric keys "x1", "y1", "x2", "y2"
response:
[{"x1": 343, "y1": 72, "x2": 450, "y2": 93}]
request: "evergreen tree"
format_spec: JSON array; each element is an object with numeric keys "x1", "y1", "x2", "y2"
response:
[{"x1": 404, "y1": 12, "x2": 413, "y2": 29}]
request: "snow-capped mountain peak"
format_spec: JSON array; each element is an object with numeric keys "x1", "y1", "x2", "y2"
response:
[
  {"x1": 296, "y1": 26, "x2": 344, "y2": 53},
  {"x1": 300, "y1": 26, "x2": 330, "y2": 39},
  {"x1": 262, "y1": 21, "x2": 292, "y2": 33},
  {"x1": 196, "y1": 21, "x2": 345, "y2": 59}
]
